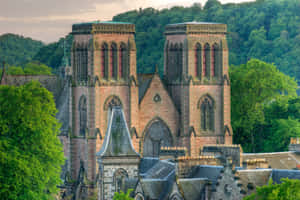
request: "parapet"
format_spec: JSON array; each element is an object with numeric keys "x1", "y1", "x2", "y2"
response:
[
  {"x1": 165, "y1": 22, "x2": 227, "y2": 35},
  {"x1": 72, "y1": 21, "x2": 135, "y2": 35}
]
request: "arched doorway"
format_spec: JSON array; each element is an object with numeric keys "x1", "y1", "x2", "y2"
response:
[{"x1": 143, "y1": 119, "x2": 173, "y2": 157}]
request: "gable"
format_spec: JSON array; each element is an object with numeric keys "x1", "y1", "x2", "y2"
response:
[{"x1": 138, "y1": 74, "x2": 179, "y2": 138}]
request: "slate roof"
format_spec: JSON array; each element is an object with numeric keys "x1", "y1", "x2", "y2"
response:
[
  {"x1": 189, "y1": 165, "x2": 224, "y2": 189},
  {"x1": 137, "y1": 73, "x2": 153, "y2": 102},
  {"x1": 97, "y1": 107, "x2": 139, "y2": 157},
  {"x1": 141, "y1": 159, "x2": 175, "y2": 179},
  {"x1": 140, "y1": 179, "x2": 170, "y2": 200},
  {"x1": 139, "y1": 159, "x2": 176, "y2": 200},
  {"x1": 178, "y1": 178, "x2": 208, "y2": 200},
  {"x1": 271, "y1": 169, "x2": 300, "y2": 183},
  {"x1": 236, "y1": 169, "x2": 272, "y2": 195},
  {"x1": 243, "y1": 151, "x2": 300, "y2": 169},
  {"x1": 139, "y1": 157, "x2": 160, "y2": 174}
]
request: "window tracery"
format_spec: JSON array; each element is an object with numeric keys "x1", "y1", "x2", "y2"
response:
[{"x1": 199, "y1": 96, "x2": 214, "y2": 131}]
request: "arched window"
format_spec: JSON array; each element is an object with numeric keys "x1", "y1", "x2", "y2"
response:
[
  {"x1": 75, "y1": 44, "x2": 88, "y2": 82},
  {"x1": 120, "y1": 43, "x2": 127, "y2": 79},
  {"x1": 104, "y1": 95, "x2": 122, "y2": 121},
  {"x1": 143, "y1": 119, "x2": 173, "y2": 157},
  {"x1": 195, "y1": 43, "x2": 202, "y2": 78},
  {"x1": 204, "y1": 43, "x2": 210, "y2": 79},
  {"x1": 79, "y1": 95, "x2": 87, "y2": 136},
  {"x1": 111, "y1": 43, "x2": 118, "y2": 79},
  {"x1": 168, "y1": 43, "x2": 175, "y2": 80},
  {"x1": 213, "y1": 43, "x2": 220, "y2": 78},
  {"x1": 177, "y1": 43, "x2": 183, "y2": 80},
  {"x1": 199, "y1": 96, "x2": 214, "y2": 131},
  {"x1": 113, "y1": 169, "x2": 128, "y2": 193},
  {"x1": 101, "y1": 43, "x2": 108, "y2": 79}
]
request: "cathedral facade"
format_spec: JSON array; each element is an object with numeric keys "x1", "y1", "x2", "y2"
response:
[{"x1": 69, "y1": 20, "x2": 232, "y2": 191}]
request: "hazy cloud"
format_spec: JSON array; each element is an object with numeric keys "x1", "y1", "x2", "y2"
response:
[{"x1": 0, "y1": 0, "x2": 254, "y2": 43}]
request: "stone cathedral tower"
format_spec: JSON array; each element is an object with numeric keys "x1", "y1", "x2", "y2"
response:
[
  {"x1": 70, "y1": 21, "x2": 139, "y2": 198},
  {"x1": 164, "y1": 22, "x2": 232, "y2": 156}
]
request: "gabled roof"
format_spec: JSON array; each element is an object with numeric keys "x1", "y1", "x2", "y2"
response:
[
  {"x1": 97, "y1": 107, "x2": 139, "y2": 157},
  {"x1": 138, "y1": 73, "x2": 153, "y2": 102}
]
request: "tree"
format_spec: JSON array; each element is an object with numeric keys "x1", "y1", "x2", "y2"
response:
[
  {"x1": 230, "y1": 59, "x2": 298, "y2": 152},
  {"x1": 23, "y1": 61, "x2": 52, "y2": 75},
  {"x1": 0, "y1": 81, "x2": 64, "y2": 200},
  {"x1": 113, "y1": 190, "x2": 134, "y2": 200},
  {"x1": 244, "y1": 178, "x2": 300, "y2": 200}
]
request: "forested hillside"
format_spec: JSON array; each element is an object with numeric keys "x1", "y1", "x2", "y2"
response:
[
  {"x1": 0, "y1": 34, "x2": 44, "y2": 66},
  {"x1": 113, "y1": 0, "x2": 300, "y2": 80},
  {"x1": 33, "y1": 34, "x2": 73, "y2": 70},
  {"x1": 0, "y1": 0, "x2": 299, "y2": 81}
]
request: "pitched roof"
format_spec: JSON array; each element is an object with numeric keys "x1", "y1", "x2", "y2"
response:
[
  {"x1": 97, "y1": 107, "x2": 139, "y2": 157},
  {"x1": 271, "y1": 169, "x2": 300, "y2": 183},
  {"x1": 138, "y1": 73, "x2": 153, "y2": 102},
  {"x1": 178, "y1": 178, "x2": 208, "y2": 200},
  {"x1": 243, "y1": 151, "x2": 300, "y2": 169},
  {"x1": 236, "y1": 169, "x2": 272, "y2": 195},
  {"x1": 140, "y1": 159, "x2": 175, "y2": 179},
  {"x1": 189, "y1": 165, "x2": 224, "y2": 189}
]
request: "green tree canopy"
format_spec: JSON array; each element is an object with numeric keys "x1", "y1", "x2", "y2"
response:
[
  {"x1": 244, "y1": 178, "x2": 300, "y2": 200},
  {"x1": 0, "y1": 62, "x2": 52, "y2": 75},
  {"x1": 113, "y1": 190, "x2": 134, "y2": 200},
  {"x1": 230, "y1": 59, "x2": 298, "y2": 152},
  {"x1": 0, "y1": 81, "x2": 64, "y2": 200},
  {"x1": 23, "y1": 61, "x2": 52, "y2": 75}
]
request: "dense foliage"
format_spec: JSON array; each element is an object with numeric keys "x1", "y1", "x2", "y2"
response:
[
  {"x1": 113, "y1": 190, "x2": 134, "y2": 200},
  {"x1": 33, "y1": 34, "x2": 73, "y2": 71},
  {"x1": 0, "y1": 81, "x2": 64, "y2": 200},
  {"x1": 1, "y1": 0, "x2": 299, "y2": 81},
  {"x1": 244, "y1": 178, "x2": 300, "y2": 200},
  {"x1": 231, "y1": 59, "x2": 300, "y2": 152},
  {"x1": 113, "y1": 0, "x2": 300, "y2": 80},
  {"x1": 0, "y1": 34, "x2": 44, "y2": 66},
  {"x1": 0, "y1": 61, "x2": 53, "y2": 75}
]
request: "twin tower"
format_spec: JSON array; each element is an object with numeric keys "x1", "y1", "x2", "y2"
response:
[{"x1": 69, "y1": 21, "x2": 232, "y2": 182}]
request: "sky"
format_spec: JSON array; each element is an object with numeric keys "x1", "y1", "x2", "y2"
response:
[{"x1": 0, "y1": 0, "x2": 254, "y2": 43}]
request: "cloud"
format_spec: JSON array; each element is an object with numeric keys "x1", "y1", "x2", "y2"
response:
[{"x1": 0, "y1": 0, "x2": 254, "y2": 43}]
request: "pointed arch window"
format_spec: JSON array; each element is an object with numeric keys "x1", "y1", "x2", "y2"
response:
[
  {"x1": 120, "y1": 43, "x2": 127, "y2": 79},
  {"x1": 195, "y1": 43, "x2": 202, "y2": 78},
  {"x1": 101, "y1": 43, "x2": 109, "y2": 79},
  {"x1": 177, "y1": 43, "x2": 183, "y2": 80},
  {"x1": 114, "y1": 169, "x2": 128, "y2": 193},
  {"x1": 111, "y1": 43, "x2": 118, "y2": 79},
  {"x1": 199, "y1": 96, "x2": 214, "y2": 131},
  {"x1": 212, "y1": 43, "x2": 220, "y2": 78},
  {"x1": 79, "y1": 95, "x2": 87, "y2": 136},
  {"x1": 104, "y1": 95, "x2": 122, "y2": 122},
  {"x1": 75, "y1": 45, "x2": 88, "y2": 82},
  {"x1": 204, "y1": 43, "x2": 210, "y2": 79}
]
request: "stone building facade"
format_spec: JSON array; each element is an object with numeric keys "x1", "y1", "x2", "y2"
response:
[{"x1": 65, "y1": 20, "x2": 232, "y2": 197}]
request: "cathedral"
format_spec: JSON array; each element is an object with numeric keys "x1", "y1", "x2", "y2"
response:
[
  {"x1": 2, "y1": 20, "x2": 300, "y2": 200},
  {"x1": 68, "y1": 20, "x2": 231, "y2": 195}
]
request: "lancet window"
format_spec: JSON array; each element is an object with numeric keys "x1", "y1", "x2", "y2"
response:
[
  {"x1": 120, "y1": 43, "x2": 128, "y2": 79},
  {"x1": 111, "y1": 43, "x2": 118, "y2": 79},
  {"x1": 101, "y1": 43, "x2": 109, "y2": 79},
  {"x1": 195, "y1": 43, "x2": 202, "y2": 78},
  {"x1": 199, "y1": 96, "x2": 214, "y2": 131},
  {"x1": 79, "y1": 95, "x2": 87, "y2": 136},
  {"x1": 204, "y1": 43, "x2": 210, "y2": 79}
]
